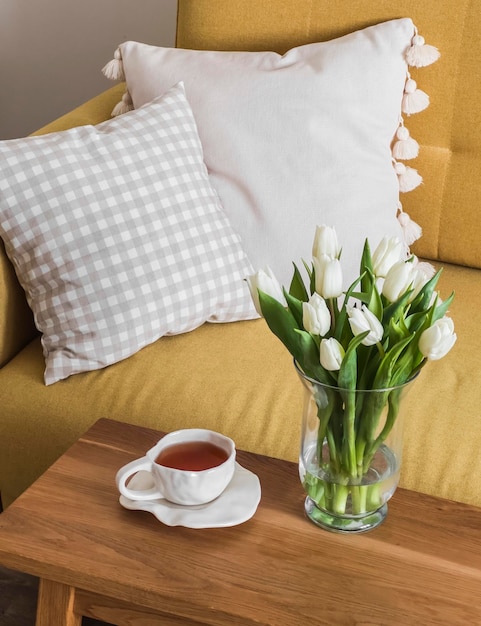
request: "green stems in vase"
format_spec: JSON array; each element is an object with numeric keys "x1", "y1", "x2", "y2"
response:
[{"x1": 301, "y1": 371, "x2": 410, "y2": 518}]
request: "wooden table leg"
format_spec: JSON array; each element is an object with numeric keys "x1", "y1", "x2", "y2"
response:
[{"x1": 36, "y1": 578, "x2": 82, "y2": 626}]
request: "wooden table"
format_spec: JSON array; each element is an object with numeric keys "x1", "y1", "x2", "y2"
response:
[{"x1": 0, "y1": 418, "x2": 480, "y2": 626}]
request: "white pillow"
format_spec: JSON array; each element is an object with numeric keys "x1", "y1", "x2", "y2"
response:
[
  {"x1": 106, "y1": 18, "x2": 420, "y2": 288},
  {"x1": 0, "y1": 83, "x2": 257, "y2": 385}
]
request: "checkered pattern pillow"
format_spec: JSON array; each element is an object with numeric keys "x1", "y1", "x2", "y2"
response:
[{"x1": 0, "y1": 82, "x2": 257, "y2": 385}]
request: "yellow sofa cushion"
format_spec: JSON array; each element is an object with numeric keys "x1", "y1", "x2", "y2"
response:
[{"x1": 0, "y1": 263, "x2": 479, "y2": 509}]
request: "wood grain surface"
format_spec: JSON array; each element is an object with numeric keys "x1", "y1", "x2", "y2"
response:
[{"x1": 0, "y1": 418, "x2": 480, "y2": 626}]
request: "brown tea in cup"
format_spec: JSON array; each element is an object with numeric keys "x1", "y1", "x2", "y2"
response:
[{"x1": 155, "y1": 441, "x2": 229, "y2": 471}]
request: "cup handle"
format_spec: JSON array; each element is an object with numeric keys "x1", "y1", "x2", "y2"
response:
[{"x1": 116, "y1": 457, "x2": 164, "y2": 501}]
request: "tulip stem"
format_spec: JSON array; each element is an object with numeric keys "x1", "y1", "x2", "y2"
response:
[
  {"x1": 375, "y1": 341, "x2": 385, "y2": 359},
  {"x1": 342, "y1": 389, "x2": 358, "y2": 479},
  {"x1": 332, "y1": 484, "x2": 349, "y2": 514},
  {"x1": 328, "y1": 297, "x2": 337, "y2": 332},
  {"x1": 355, "y1": 439, "x2": 367, "y2": 478}
]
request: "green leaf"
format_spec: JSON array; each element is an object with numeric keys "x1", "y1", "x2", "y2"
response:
[
  {"x1": 338, "y1": 331, "x2": 370, "y2": 390},
  {"x1": 258, "y1": 291, "x2": 329, "y2": 383},
  {"x1": 344, "y1": 271, "x2": 365, "y2": 299},
  {"x1": 409, "y1": 269, "x2": 442, "y2": 313},
  {"x1": 353, "y1": 266, "x2": 383, "y2": 321},
  {"x1": 360, "y1": 239, "x2": 374, "y2": 280},
  {"x1": 349, "y1": 291, "x2": 370, "y2": 304},
  {"x1": 334, "y1": 274, "x2": 364, "y2": 341},
  {"x1": 359, "y1": 241, "x2": 381, "y2": 320},
  {"x1": 373, "y1": 334, "x2": 414, "y2": 389},
  {"x1": 301, "y1": 259, "x2": 316, "y2": 295},
  {"x1": 258, "y1": 291, "x2": 302, "y2": 358},
  {"x1": 302, "y1": 259, "x2": 313, "y2": 280},
  {"x1": 404, "y1": 307, "x2": 431, "y2": 333},
  {"x1": 284, "y1": 290, "x2": 304, "y2": 329},
  {"x1": 406, "y1": 298, "x2": 446, "y2": 372},
  {"x1": 294, "y1": 329, "x2": 332, "y2": 384},
  {"x1": 387, "y1": 317, "x2": 408, "y2": 346},
  {"x1": 391, "y1": 352, "x2": 415, "y2": 386},
  {"x1": 433, "y1": 291, "x2": 455, "y2": 322},
  {"x1": 382, "y1": 289, "x2": 412, "y2": 328},
  {"x1": 367, "y1": 275, "x2": 383, "y2": 321},
  {"x1": 289, "y1": 263, "x2": 309, "y2": 302},
  {"x1": 308, "y1": 262, "x2": 316, "y2": 295},
  {"x1": 406, "y1": 286, "x2": 454, "y2": 335}
]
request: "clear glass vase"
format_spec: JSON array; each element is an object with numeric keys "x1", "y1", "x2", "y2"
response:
[{"x1": 296, "y1": 362, "x2": 416, "y2": 533}]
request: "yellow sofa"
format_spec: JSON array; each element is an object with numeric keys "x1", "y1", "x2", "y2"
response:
[{"x1": 1, "y1": 0, "x2": 480, "y2": 511}]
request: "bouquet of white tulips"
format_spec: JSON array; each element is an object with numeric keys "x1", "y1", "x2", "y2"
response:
[
  {"x1": 247, "y1": 226, "x2": 456, "y2": 518},
  {"x1": 248, "y1": 225, "x2": 456, "y2": 389}
]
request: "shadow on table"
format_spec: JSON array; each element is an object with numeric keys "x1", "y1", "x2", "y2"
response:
[{"x1": 0, "y1": 565, "x2": 113, "y2": 626}]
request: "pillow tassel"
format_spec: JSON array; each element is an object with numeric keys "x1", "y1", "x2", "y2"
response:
[
  {"x1": 402, "y1": 77, "x2": 430, "y2": 115},
  {"x1": 397, "y1": 209, "x2": 423, "y2": 246},
  {"x1": 413, "y1": 259, "x2": 436, "y2": 280},
  {"x1": 406, "y1": 33, "x2": 440, "y2": 68},
  {"x1": 394, "y1": 160, "x2": 423, "y2": 192},
  {"x1": 392, "y1": 125, "x2": 419, "y2": 160},
  {"x1": 102, "y1": 48, "x2": 125, "y2": 81},
  {"x1": 111, "y1": 91, "x2": 133, "y2": 117}
]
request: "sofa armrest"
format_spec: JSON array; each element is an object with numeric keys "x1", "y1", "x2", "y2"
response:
[
  {"x1": 0, "y1": 83, "x2": 126, "y2": 367},
  {"x1": 0, "y1": 243, "x2": 37, "y2": 367},
  {"x1": 32, "y1": 83, "x2": 125, "y2": 136}
]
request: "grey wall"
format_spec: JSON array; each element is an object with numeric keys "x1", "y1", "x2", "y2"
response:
[{"x1": 0, "y1": 0, "x2": 178, "y2": 139}]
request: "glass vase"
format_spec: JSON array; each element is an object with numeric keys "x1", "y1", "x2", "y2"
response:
[{"x1": 296, "y1": 362, "x2": 416, "y2": 533}]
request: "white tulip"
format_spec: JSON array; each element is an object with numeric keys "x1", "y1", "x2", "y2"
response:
[
  {"x1": 371, "y1": 236, "x2": 404, "y2": 278},
  {"x1": 409, "y1": 268, "x2": 429, "y2": 302},
  {"x1": 409, "y1": 257, "x2": 436, "y2": 301},
  {"x1": 302, "y1": 293, "x2": 331, "y2": 336},
  {"x1": 347, "y1": 305, "x2": 384, "y2": 346},
  {"x1": 419, "y1": 317, "x2": 457, "y2": 360},
  {"x1": 382, "y1": 260, "x2": 415, "y2": 302},
  {"x1": 320, "y1": 338, "x2": 345, "y2": 371},
  {"x1": 312, "y1": 254, "x2": 343, "y2": 299},
  {"x1": 246, "y1": 266, "x2": 286, "y2": 317},
  {"x1": 312, "y1": 225, "x2": 340, "y2": 260}
]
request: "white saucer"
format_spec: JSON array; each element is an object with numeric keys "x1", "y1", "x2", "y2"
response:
[{"x1": 119, "y1": 462, "x2": 261, "y2": 528}]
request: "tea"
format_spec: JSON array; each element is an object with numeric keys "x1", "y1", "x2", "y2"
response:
[{"x1": 155, "y1": 441, "x2": 229, "y2": 471}]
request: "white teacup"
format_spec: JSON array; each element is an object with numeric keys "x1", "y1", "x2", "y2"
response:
[{"x1": 116, "y1": 429, "x2": 236, "y2": 506}]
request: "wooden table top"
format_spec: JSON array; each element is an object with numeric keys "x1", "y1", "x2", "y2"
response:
[{"x1": 0, "y1": 418, "x2": 480, "y2": 626}]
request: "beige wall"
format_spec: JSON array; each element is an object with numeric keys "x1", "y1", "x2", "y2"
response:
[{"x1": 0, "y1": 0, "x2": 178, "y2": 139}]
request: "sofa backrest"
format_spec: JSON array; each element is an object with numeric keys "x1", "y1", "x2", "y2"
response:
[
  {"x1": 176, "y1": 0, "x2": 481, "y2": 271},
  {"x1": 1, "y1": 0, "x2": 480, "y2": 367}
]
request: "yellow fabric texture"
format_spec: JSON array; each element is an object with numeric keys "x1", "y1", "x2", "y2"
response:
[
  {"x1": 1, "y1": 3, "x2": 480, "y2": 510},
  {"x1": 0, "y1": 264, "x2": 479, "y2": 509}
]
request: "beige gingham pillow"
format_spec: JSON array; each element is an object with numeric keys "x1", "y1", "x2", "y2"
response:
[{"x1": 0, "y1": 83, "x2": 257, "y2": 385}]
